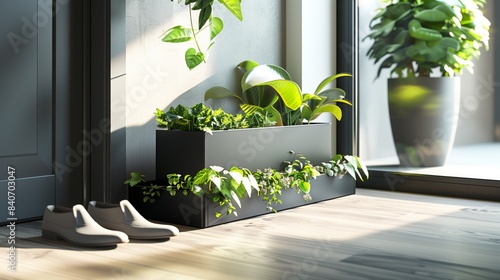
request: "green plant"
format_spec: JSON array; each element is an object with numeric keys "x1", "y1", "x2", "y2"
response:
[
  {"x1": 161, "y1": 0, "x2": 243, "y2": 70},
  {"x1": 365, "y1": 0, "x2": 490, "y2": 78},
  {"x1": 204, "y1": 60, "x2": 352, "y2": 126},
  {"x1": 125, "y1": 153, "x2": 368, "y2": 217},
  {"x1": 155, "y1": 103, "x2": 266, "y2": 133}
]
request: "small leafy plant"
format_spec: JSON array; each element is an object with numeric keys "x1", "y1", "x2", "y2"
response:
[
  {"x1": 155, "y1": 103, "x2": 267, "y2": 133},
  {"x1": 162, "y1": 0, "x2": 243, "y2": 70},
  {"x1": 125, "y1": 152, "x2": 369, "y2": 217},
  {"x1": 205, "y1": 60, "x2": 352, "y2": 126}
]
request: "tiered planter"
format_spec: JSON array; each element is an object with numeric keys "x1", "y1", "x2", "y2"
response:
[{"x1": 129, "y1": 124, "x2": 355, "y2": 228}]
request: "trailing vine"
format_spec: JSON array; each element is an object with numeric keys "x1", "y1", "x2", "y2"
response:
[
  {"x1": 125, "y1": 152, "x2": 368, "y2": 218},
  {"x1": 162, "y1": 0, "x2": 243, "y2": 70}
]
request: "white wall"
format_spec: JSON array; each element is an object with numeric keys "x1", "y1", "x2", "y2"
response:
[
  {"x1": 125, "y1": 0, "x2": 285, "y2": 178},
  {"x1": 358, "y1": 0, "x2": 495, "y2": 165},
  {"x1": 286, "y1": 0, "x2": 337, "y2": 93},
  {"x1": 286, "y1": 0, "x2": 338, "y2": 152}
]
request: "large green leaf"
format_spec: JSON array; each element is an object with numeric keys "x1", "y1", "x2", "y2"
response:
[
  {"x1": 242, "y1": 64, "x2": 293, "y2": 90},
  {"x1": 343, "y1": 156, "x2": 361, "y2": 180},
  {"x1": 161, "y1": 26, "x2": 193, "y2": 42},
  {"x1": 415, "y1": 9, "x2": 449, "y2": 22},
  {"x1": 354, "y1": 156, "x2": 369, "y2": 181},
  {"x1": 239, "y1": 104, "x2": 262, "y2": 115},
  {"x1": 408, "y1": 19, "x2": 442, "y2": 41},
  {"x1": 376, "y1": 56, "x2": 394, "y2": 79},
  {"x1": 393, "y1": 28, "x2": 409, "y2": 45},
  {"x1": 437, "y1": 37, "x2": 460, "y2": 52},
  {"x1": 230, "y1": 190, "x2": 242, "y2": 208},
  {"x1": 192, "y1": 0, "x2": 213, "y2": 10},
  {"x1": 384, "y1": 2, "x2": 411, "y2": 20},
  {"x1": 124, "y1": 172, "x2": 146, "y2": 187},
  {"x1": 366, "y1": 19, "x2": 396, "y2": 39},
  {"x1": 229, "y1": 170, "x2": 243, "y2": 185},
  {"x1": 311, "y1": 104, "x2": 343, "y2": 121},
  {"x1": 368, "y1": 8, "x2": 386, "y2": 28},
  {"x1": 241, "y1": 82, "x2": 279, "y2": 108},
  {"x1": 210, "y1": 176, "x2": 221, "y2": 191},
  {"x1": 263, "y1": 105, "x2": 283, "y2": 126},
  {"x1": 434, "y1": 3, "x2": 461, "y2": 20},
  {"x1": 251, "y1": 80, "x2": 302, "y2": 111},
  {"x1": 372, "y1": 44, "x2": 404, "y2": 64},
  {"x1": 314, "y1": 73, "x2": 352, "y2": 95},
  {"x1": 237, "y1": 60, "x2": 260, "y2": 73},
  {"x1": 421, "y1": 46, "x2": 446, "y2": 62},
  {"x1": 302, "y1": 93, "x2": 323, "y2": 103},
  {"x1": 240, "y1": 64, "x2": 300, "y2": 111},
  {"x1": 300, "y1": 104, "x2": 312, "y2": 121},
  {"x1": 405, "y1": 40, "x2": 428, "y2": 58},
  {"x1": 210, "y1": 17, "x2": 223, "y2": 40},
  {"x1": 185, "y1": 48, "x2": 205, "y2": 70},
  {"x1": 198, "y1": 5, "x2": 212, "y2": 30},
  {"x1": 298, "y1": 181, "x2": 311, "y2": 194},
  {"x1": 318, "y1": 88, "x2": 347, "y2": 102},
  {"x1": 217, "y1": 0, "x2": 243, "y2": 21},
  {"x1": 246, "y1": 173, "x2": 259, "y2": 191},
  {"x1": 240, "y1": 177, "x2": 253, "y2": 197}
]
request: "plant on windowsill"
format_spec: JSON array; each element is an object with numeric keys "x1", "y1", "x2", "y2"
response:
[{"x1": 364, "y1": 0, "x2": 490, "y2": 167}]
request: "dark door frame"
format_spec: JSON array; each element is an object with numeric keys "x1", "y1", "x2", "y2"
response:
[
  {"x1": 337, "y1": 1, "x2": 358, "y2": 157},
  {"x1": 83, "y1": 0, "x2": 111, "y2": 205},
  {"x1": 83, "y1": 0, "x2": 127, "y2": 205}
]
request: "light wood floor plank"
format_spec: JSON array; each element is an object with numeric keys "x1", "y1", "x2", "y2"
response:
[{"x1": 1, "y1": 189, "x2": 500, "y2": 279}]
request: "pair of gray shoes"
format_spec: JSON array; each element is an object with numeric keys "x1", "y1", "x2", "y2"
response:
[{"x1": 42, "y1": 200, "x2": 179, "y2": 247}]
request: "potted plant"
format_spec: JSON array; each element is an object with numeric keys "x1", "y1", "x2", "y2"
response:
[
  {"x1": 204, "y1": 60, "x2": 352, "y2": 126},
  {"x1": 365, "y1": 0, "x2": 490, "y2": 167},
  {"x1": 125, "y1": 61, "x2": 368, "y2": 228}
]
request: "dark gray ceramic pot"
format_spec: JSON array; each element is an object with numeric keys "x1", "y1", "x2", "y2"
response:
[{"x1": 388, "y1": 77, "x2": 461, "y2": 167}]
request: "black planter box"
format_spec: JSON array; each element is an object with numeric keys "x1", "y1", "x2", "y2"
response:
[{"x1": 129, "y1": 124, "x2": 355, "y2": 228}]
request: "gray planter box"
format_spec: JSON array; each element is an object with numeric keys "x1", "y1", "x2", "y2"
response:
[{"x1": 129, "y1": 124, "x2": 355, "y2": 228}]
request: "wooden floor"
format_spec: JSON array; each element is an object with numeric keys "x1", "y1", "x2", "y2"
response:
[{"x1": 2, "y1": 189, "x2": 500, "y2": 280}]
